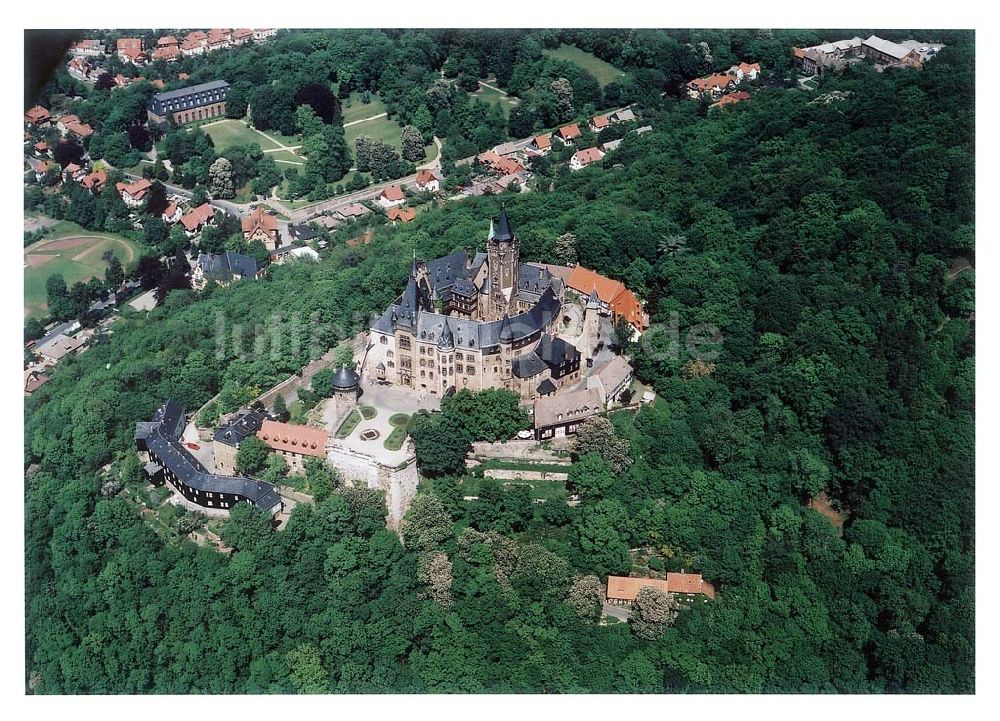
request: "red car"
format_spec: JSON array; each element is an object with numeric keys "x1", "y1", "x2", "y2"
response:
[{"x1": 185, "y1": 442, "x2": 200, "y2": 450}]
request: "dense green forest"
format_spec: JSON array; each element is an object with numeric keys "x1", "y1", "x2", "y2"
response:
[{"x1": 25, "y1": 30, "x2": 974, "y2": 693}]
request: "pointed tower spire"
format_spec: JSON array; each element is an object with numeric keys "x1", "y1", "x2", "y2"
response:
[
  {"x1": 499, "y1": 312, "x2": 513, "y2": 343},
  {"x1": 494, "y1": 205, "x2": 513, "y2": 241},
  {"x1": 488, "y1": 218, "x2": 495, "y2": 240},
  {"x1": 411, "y1": 248, "x2": 417, "y2": 277}
]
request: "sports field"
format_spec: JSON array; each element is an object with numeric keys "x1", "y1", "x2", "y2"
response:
[
  {"x1": 543, "y1": 43, "x2": 627, "y2": 87},
  {"x1": 24, "y1": 224, "x2": 139, "y2": 318}
]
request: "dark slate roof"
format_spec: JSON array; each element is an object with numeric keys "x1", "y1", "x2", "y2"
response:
[
  {"x1": 493, "y1": 207, "x2": 514, "y2": 241},
  {"x1": 425, "y1": 250, "x2": 471, "y2": 293},
  {"x1": 451, "y1": 278, "x2": 477, "y2": 298},
  {"x1": 537, "y1": 333, "x2": 580, "y2": 366},
  {"x1": 517, "y1": 263, "x2": 559, "y2": 300},
  {"x1": 537, "y1": 378, "x2": 557, "y2": 395},
  {"x1": 290, "y1": 224, "x2": 318, "y2": 241},
  {"x1": 198, "y1": 252, "x2": 258, "y2": 282},
  {"x1": 371, "y1": 304, "x2": 399, "y2": 334},
  {"x1": 499, "y1": 314, "x2": 514, "y2": 343},
  {"x1": 213, "y1": 408, "x2": 267, "y2": 447},
  {"x1": 512, "y1": 350, "x2": 547, "y2": 378},
  {"x1": 438, "y1": 318, "x2": 455, "y2": 348},
  {"x1": 332, "y1": 364, "x2": 360, "y2": 390},
  {"x1": 396, "y1": 275, "x2": 427, "y2": 329},
  {"x1": 151, "y1": 79, "x2": 230, "y2": 103},
  {"x1": 136, "y1": 400, "x2": 281, "y2": 513}
]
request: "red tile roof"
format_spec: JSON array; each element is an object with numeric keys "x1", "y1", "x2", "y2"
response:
[
  {"x1": 591, "y1": 114, "x2": 610, "y2": 128},
  {"x1": 34, "y1": 141, "x2": 48, "y2": 152},
  {"x1": 80, "y1": 168, "x2": 107, "y2": 191},
  {"x1": 257, "y1": 419, "x2": 328, "y2": 458},
  {"x1": 241, "y1": 206, "x2": 278, "y2": 236},
  {"x1": 66, "y1": 120, "x2": 94, "y2": 138},
  {"x1": 738, "y1": 61, "x2": 761, "y2": 74},
  {"x1": 533, "y1": 133, "x2": 552, "y2": 149},
  {"x1": 116, "y1": 177, "x2": 152, "y2": 199},
  {"x1": 557, "y1": 123, "x2": 581, "y2": 140},
  {"x1": 180, "y1": 203, "x2": 215, "y2": 232},
  {"x1": 387, "y1": 207, "x2": 416, "y2": 223},
  {"x1": 572, "y1": 147, "x2": 604, "y2": 166},
  {"x1": 567, "y1": 265, "x2": 647, "y2": 331},
  {"x1": 415, "y1": 169, "x2": 438, "y2": 185},
  {"x1": 606, "y1": 573, "x2": 716, "y2": 602},
  {"x1": 380, "y1": 185, "x2": 405, "y2": 202},
  {"x1": 24, "y1": 106, "x2": 50, "y2": 124},
  {"x1": 152, "y1": 46, "x2": 180, "y2": 61},
  {"x1": 158, "y1": 36, "x2": 178, "y2": 47},
  {"x1": 711, "y1": 91, "x2": 751, "y2": 108}
]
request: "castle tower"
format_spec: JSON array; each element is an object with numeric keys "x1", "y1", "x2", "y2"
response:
[
  {"x1": 486, "y1": 207, "x2": 519, "y2": 321},
  {"x1": 582, "y1": 288, "x2": 602, "y2": 358},
  {"x1": 331, "y1": 364, "x2": 360, "y2": 423}
]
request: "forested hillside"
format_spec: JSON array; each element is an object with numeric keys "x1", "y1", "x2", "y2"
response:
[{"x1": 25, "y1": 31, "x2": 974, "y2": 693}]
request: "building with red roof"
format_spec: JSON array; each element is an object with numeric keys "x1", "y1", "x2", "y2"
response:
[
  {"x1": 241, "y1": 206, "x2": 280, "y2": 249},
  {"x1": 180, "y1": 203, "x2": 216, "y2": 234},
  {"x1": 256, "y1": 419, "x2": 328, "y2": 472},
  {"x1": 377, "y1": 184, "x2": 406, "y2": 208},
  {"x1": 569, "y1": 146, "x2": 605, "y2": 171},
  {"x1": 24, "y1": 106, "x2": 51, "y2": 126},
  {"x1": 116, "y1": 178, "x2": 152, "y2": 207},
  {"x1": 555, "y1": 123, "x2": 582, "y2": 144},
  {"x1": 415, "y1": 170, "x2": 440, "y2": 192},
  {"x1": 387, "y1": 206, "x2": 417, "y2": 224}
]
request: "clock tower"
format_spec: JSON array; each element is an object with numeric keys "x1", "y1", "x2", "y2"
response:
[{"x1": 486, "y1": 207, "x2": 519, "y2": 321}]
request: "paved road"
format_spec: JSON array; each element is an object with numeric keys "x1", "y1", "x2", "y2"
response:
[{"x1": 602, "y1": 603, "x2": 631, "y2": 622}]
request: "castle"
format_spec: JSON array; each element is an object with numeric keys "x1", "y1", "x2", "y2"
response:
[{"x1": 365, "y1": 209, "x2": 585, "y2": 400}]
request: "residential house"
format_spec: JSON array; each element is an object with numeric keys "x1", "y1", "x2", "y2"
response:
[
  {"x1": 686, "y1": 73, "x2": 737, "y2": 99},
  {"x1": 65, "y1": 119, "x2": 94, "y2": 140},
  {"x1": 241, "y1": 206, "x2": 280, "y2": 249},
  {"x1": 589, "y1": 113, "x2": 611, "y2": 133},
  {"x1": 289, "y1": 224, "x2": 318, "y2": 243},
  {"x1": 116, "y1": 178, "x2": 152, "y2": 208},
  {"x1": 62, "y1": 163, "x2": 84, "y2": 182},
  {"x1": 634, "y1": 125, "x2": 652, "y2": 135},
  {"x1": 25, "y1": 157, "x2": 51, "y2": 181},
  {"x1": 605, "y1": 573, "x2": 716, "y2": 604},
  {"x1": 256, "y1": 419, "x2": 328, "y2": 473},
  {"x1": 182, "y1": 31, "x2": 208, "y2": 56},
  {"x1": 600, "y1": 138, "x2": 623, "y2": 153},
  {"x1": 528, "y1": 133, "x2": 552, "y2": 155},
  {"x1": 387, "y1": 207, "x2": 416, "y2": 224},
  {"x1": 570, "y1": 146, "x2": 605, "y2": 171},
  {"x1": 152, "y1": 45, "x2": 180, "y2": 62},
  {"x1": 711, "y1": 90, "x2": 751, "y2": 109},
  {"x1": 415, "y1": 169, "x2": 440, "y2": 193},
  {"x1": 179, "y1": 203, "x2": 216, "y2": 235},
  {"x1": 192, "y1": 251, "x2": 262, "y2": 290},
  {"x1": 231, "y1": 29, "x2": 254, "y2": 46},
  {"x1": 69, "y1": 39, "x2": 105, "y2": 57},
  {"x1": 207, "y1": 29, "x2": 231, "y2": 51},
  {"x1": 493, "y1": 139, "x2": 531, "y2": 156},
  {"x1": 377, "y1": 185, "x2": 406, "y2": 209},
  {"x1": 116, "y1": 38, "x2": 146, "y2": 64},
  {"x1": 271, "y1": 245, "x2": 320, "y2": 265},
  {"x1": 555, "y1": 123, "x2": 581, "y2": 145},
  {"x1": 33, "y1": 141, "x2": 49, "y2": 156},
  {"x1": 36, "y1": 333, "x2": 85, "y2": 366},
  {"x1": 24, "y1": 105, "x2": 50, "y2": 126},
  {"x1": 333, "y1": 202, "x2": 371, "y2": 222},
  {"x1": 80, "y1": 168, "x2": 107, "y2": 193},
  {"x1": 162, "y1": 200, "x2": 182, "y2": 224},
  {"x1": 586, "y1": 355, "x2": 634, "y2": 407},
  {"x1": 253, "y1": 29, "x2": 277, "y2": 42},
  {"x1": 611, "y1": 107, "x2": 636, "y2": 123},
  {"x1": 727, "y1": 61, "x2": 761, "y2": 81},
  {"x1": 533, "y1": 385, "x2": 604, "y2": 440},
  {"x1": 312, "y1": 215, "x2": 341, "y2": 231},
  {"x1": 157, "y1": 35, "x2": 179, "y2": 49},
  {"x1": 24, "y1": 368, "x2": 51, "y2": 397}
]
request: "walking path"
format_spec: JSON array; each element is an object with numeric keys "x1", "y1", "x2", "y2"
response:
[
  {"x1": 477, "y1": 80, "x2": 509, "y2": 95},
  {"x1": 343, "y1": 112, "x2": 388, "y2": 128}
]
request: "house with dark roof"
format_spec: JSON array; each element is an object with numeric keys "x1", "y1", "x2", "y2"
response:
[
  {"x1": 212, "y1": 408, "x2": 267, "y2": 475},
  {"x1": 192, "y1": 252, "x2": 262, "y2": 290},
  {"x1": 136, "y1": 400, "x2": 283, "y2": 516}
]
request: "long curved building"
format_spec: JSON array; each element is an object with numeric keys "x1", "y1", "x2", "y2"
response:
[
  {"x1": 135, "y1": 400, "x2": 283, "y2": 516},
  {"x1": 365, "y1": 209, "x2": 582, "y2": 400}
]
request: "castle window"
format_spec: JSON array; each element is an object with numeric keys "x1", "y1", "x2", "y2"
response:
[
  {"x1": 399, "y1": 336, "x2": 411, "y2": 350},
  {"x1": 380, "y1": 335, "x2": 387, "y2": 344}
]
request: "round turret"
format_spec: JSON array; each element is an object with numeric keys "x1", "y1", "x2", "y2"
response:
[{"x1": 331, "y1": 364, "x2": 360, "y2": 391}]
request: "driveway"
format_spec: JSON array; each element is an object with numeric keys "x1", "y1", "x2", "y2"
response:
[{"x1": 602, "y1": 602, "x2": 631, "y2": 622}]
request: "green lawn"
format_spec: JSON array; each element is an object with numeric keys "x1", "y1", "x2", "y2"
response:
[
  {"x1": 341, "y1": 92, "x2": 388, "y2": 124},
  {"x1": 459, "y1": 476, "x2": 569, "y2": 502},
  {"x1": 360, "y1": 405, "x2": 377, "y2": 420},
  {"x1": 24, "y1": 221, "x2": 140, "y2": 319},
  {"x1": 202, "y1": 119, "x2": 282, "y2": 153},
  {"x1": 266, "y1": 149, "x2": 306, "y2": 166},
  {"x1": 345, "y1": 113, "x2": 405, "y2": 152},
  {"x1": 470, "y1": 84, "x2": 519, "y2": 117},
  {"x1": 543, "y1": 44, "x2": 627, "y2": 87},
  {"x1": 383, "y1": 426, "x2": 407, "y2": 451},
  {"x1": 335, "y1": 409, "x2": 362, "y2": 438}
]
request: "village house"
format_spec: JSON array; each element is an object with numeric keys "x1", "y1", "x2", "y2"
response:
[
  {"x1": 387, "y1": 207, "x2": 417, "y2": 224},
  {"x1": 207, "y1": 29, "x2": 231, "y2": 51},
  {"x1": 711, "y1": 90, "x2": 751, "y2": 109},
  {"x1": 24, "y1": 105, "x2": 50, "y2": 126},
  {"x1": 605, "y1": 573, "x2": 716, "y2": 604},
  {"x1": 192, "y1": 251, "x2": 262, "y2": 290},
  {"x1": 152, "y1": 45, "x2": 180, "y2": 63},
  {"x1": 25, "y1": 157, "x2": 51, "y2": 182},
  {"x1": 241, "y1": 206, "x2": 280, "y2": 249},
  {"x1": 528, "y1": 133, "x2": 552, "y2": 155},
  {"x1": 62, "y1": 163, "x2": 84, "y2": 183},
  {"x1": 35, "y1": 333, "x2": 85, "y2": 367},
  {"x1": 600, "y1": 138, "x2": 623, "y2": 153},
  {"x1": 271, "y1": 245, "x2": 320, "y2": 265},
  {"x1": 792, "y1": 37, "x2": 863, "y2": 75},
  {"x1": 179, "y1": 203, "x2": 216, "y2": 236},
  {"x1": 555, "y1": 123, "x2": 582, "y2": 145},
  {"x1": 686, "y1": 73, "x2": 737, "y2": 99},
  {"x1": 65, "y1": 119, "x2": 94, "y2": 140},
  {"x1": 33, "y1": 141, "x2": 49, "y2": 156},
  {"x1": 377, "y1": 185, "x2": 406, "y2": 209},
  {"x1": 116, "y1": 178, "x2": 153, "y2": 208},
  {"x1": 589, "y1": 113, "x2": 611, "y2": 133},
  {"x1": 253, "y1": 29, "x2": 278, "y2": 42},
  {"x1": 256, "y1": 419, "x2": 328, "y2": 474},
  {"x1": 24, "y1": 367, "x2": 51, "y2": 397},
  {"x1": 157, "y1": 35, "x2": 179, "y2": 49},
  {"x1": 80, "y1": 168, "x2": 107, "y2": 194},
  {"x1": 181, "y1": 31, "x2": 208, "y2": 56},
  {"x1": 611, "y1": 107, "x2": 636, "y2": 123},
  {"x1": 415, "y1": 169, "x2": 441, "y2": 193},
  {"x1": 533, "y1": 385, "x2": 604, "y2": 440},
  {"x1": 116, "y1": 38, "x2": 146, "y2": 64},
  {"x1": 570, "y1": 146, "x2": 605, "y2": 171},
  {"x1": 727, "y1": 61, "x2": 761, "y2": 81},
  {"x1": 69, "y1": 38, "x2": 105, "y2": 57},
  {"x1": 231, "y1": 29, "x2": 254, "y2": 46},
  {"x1": 586, "y1": 355, "x2": 634, "y2": 407},
  {"x1": 333, "y1": 202, "x2": 372, "y2": 222},
  {"x1": 161, "y1": 200, "x2": 182, "y2": 224}
]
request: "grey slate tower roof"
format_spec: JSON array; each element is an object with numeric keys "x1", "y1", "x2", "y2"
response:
[
  {"x1": 494, "y1": 206, "x2": 514, "y2": 241},
  {"x1": 438, "y1": 318, "x2": 455, "y2": 349},
  {"x1": 499, "y1": 313, "x2": 514, "y2": 343},
  {"x1": 332, "y1": 364, "x2": 360, "y2": 390}
]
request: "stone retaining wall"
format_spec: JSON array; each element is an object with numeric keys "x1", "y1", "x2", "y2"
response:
[
  {"x1": 327, "y1": 444, "x2": 418, "y2": 530},
  {"x1": 482, "y1": 468, "x2": 569, "y2": 482}
]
